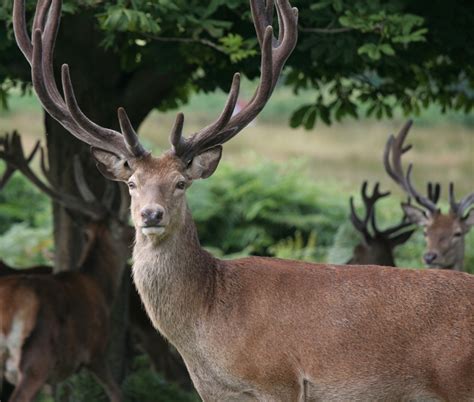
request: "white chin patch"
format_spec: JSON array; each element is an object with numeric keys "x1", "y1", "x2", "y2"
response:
[{"x1": 142, "y1": 227, "x2": 166, "y2": 236}]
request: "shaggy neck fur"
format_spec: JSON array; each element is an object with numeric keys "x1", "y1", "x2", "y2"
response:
[{"x1": 132, "y1": 206, "x2": 218, "y2": 349}]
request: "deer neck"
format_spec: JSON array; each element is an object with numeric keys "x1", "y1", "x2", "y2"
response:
[
  {"x1": 452, "y1": 238, "x2": 465, "y2": 271},
  {"x1": 132, "y1": 206, "x2": 218, "y2": 347},
  {"x1": 80, "y1": 227, "x2": 125, "y2": 304}
]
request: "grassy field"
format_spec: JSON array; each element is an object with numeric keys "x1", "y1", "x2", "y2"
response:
[{"x1": 1, "y1": 84, "x2": 472, "y2": 197}]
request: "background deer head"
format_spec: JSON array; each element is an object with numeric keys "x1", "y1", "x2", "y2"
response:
[
  {"x1": 348, "y1": 181, "x2": 415, "y2": 266},
  {"x1": 384, "y1": 121, "x2": 474, "y2": 271}
]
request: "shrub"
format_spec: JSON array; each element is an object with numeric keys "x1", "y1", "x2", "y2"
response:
[{"x1": 0, "y1": 162, "x2": 51, "y2": 234}]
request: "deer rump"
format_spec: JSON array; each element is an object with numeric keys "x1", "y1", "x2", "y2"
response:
[{"x1": 0, "y1": 272, "x2": 109, "y2": 388}]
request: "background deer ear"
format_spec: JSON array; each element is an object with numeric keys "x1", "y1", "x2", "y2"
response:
[
  {"x1": 186, "y1": 146, "x2": 223, "y2": 180},
  {"x1": 91, "y1": 148, "x2": 133, "y2": 182},
  {"x1": 401, "y1": 203, "x2": 430, "y2": 226},
  {"x1": 462, "y1": 209, "x2": 474, "y2": 232},
  {"x1": 389, "y1": 228, "x2": 416, "y2": 248}
]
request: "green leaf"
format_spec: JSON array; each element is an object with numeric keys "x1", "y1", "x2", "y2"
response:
[
  {"x1": 290, "y1": 105, "x2": 311, "y2": 128},
  {"x1": 380, "y1": 44, "x2": 395, "y2": 56}
]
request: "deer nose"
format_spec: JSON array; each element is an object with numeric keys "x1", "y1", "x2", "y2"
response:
[
  {"x1": 423, "y1": 251, "x2": 438, "y2": 265},
  {"x1": 141, "y1": 206, "x2": 164, "y2": 227}
]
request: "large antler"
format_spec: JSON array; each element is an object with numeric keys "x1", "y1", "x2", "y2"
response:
[
  {"x1": 0, "y1": 132, "x2": 110, "y2": 220},
  {"x1": 350, "y1": 181, "x2": 414, "y2": 243},
  {"x1": 14, "y1": 0, "x2": 297, "y2": 164},
  {"x1": 170, "y1": 0, "x2": 298, "y2": 163},
  {"x1": 383, "y1": 120, "x2": 439, "y2": 214},
  {"x1": 13, "y1": 0, "x2": 148, "y2": 159}
]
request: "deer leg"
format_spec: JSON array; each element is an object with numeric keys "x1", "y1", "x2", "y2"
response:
[
  {"x1": 89, "y1": 361, "x2": 122, "y2": 402},
  {"x1": 7, "y1": 373, "x2": 46, "y2": 402}
]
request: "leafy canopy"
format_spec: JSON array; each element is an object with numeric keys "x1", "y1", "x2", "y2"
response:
[{"x1": 0, "y1": 0, "x2": 472, "y2": 127}]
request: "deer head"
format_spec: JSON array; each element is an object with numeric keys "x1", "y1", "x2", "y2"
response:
[
  {"x1": 12, "y1": 0, "x2": 298, "y2": 243},
  {"x1": 348, "y1": 181, "x2": 415, "y2": 266},
  {"x1": 384, "y1": 121, "x2": 474, "y2": 270}
]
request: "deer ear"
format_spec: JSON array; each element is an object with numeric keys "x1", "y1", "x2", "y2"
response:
[
  {"x1": 462, "y1": 209, "x2": 474, "y2": 232},
  {"x1": 91, "y1": 148, "x2": 133, "y2": 182},
  {"x1": 402, "y1": 203, "x2": 430, "y2": 226},
  {"x1": 186, "y1": 146, "x2": 223, "y2": 180},
  {"x1": 389, "y1": 228, "x2": 416, "y2": 248}
]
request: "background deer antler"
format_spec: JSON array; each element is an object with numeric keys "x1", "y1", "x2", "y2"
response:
[
  {"x1": 0, "y1": 132, "x2": 129, "y2": 222},
  {"x1": 383, "y1": 120, "x2": 439, "y2": 214},
  {"x1": 0, "y1": 131, "x2": 40, "y2": 190},
  {"x1": 350, "y1": 181, "x2": 414, "y2": 244}
]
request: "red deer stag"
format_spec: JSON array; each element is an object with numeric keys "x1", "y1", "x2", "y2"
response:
[
  {"x1": 13, "y1": 0, "x2": 474, "y2": 399},
  {"x1": 0, "y1": 134, "x2": 128, "y2": 402},
  {"x1": 384, "y1": 120, "x2": 474, "y2": 271},
  {"x1": 347, "y1": 181, "x2": 415, "y2": 266}
]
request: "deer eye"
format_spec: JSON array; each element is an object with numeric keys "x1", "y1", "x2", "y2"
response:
[
  {"x1": 453, "y1": 232, "x2": 462, "y2": 238},
  {"x1": 176, "y1": 181, "x2": 186, "y2": 190},
  {"x1": 128, "y1": 181, "x2": 137, "y2": 190}
]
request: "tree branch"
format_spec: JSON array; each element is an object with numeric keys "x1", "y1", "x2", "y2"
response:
[
  {"x1": 141, "y1": 34, "x2": 226, "y2": 54},
  {"x1": 299, "y1": 25, "x2": 353, "y2": 34}
]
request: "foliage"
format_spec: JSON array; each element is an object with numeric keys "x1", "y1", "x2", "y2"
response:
[
  {"x1": 0, "y1": 162, "x2": 51, "y2": 234},
  {"x1": 35, "y1": 355, "x2": 199, "y2": 402},
  {"x1": 0, "y1": 223, "x2": 53, "y2": 267},
  {"x1": 123, "y1": 355, "x2": 199, "y2": 402},
  {"x1": 269, "y1": 230, "x2": 319, "y2": 261},
  {"x1": 188, "y1": 160, "x2": 347, "y2": 260},
  {"x1": 1, "y1": 0, "x2": 473, "y2": 126},
  {"x1": 288, "y1": 0, "x2": 474, "y2": 127}
]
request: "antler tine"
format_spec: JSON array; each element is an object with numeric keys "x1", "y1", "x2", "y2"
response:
[
  {"x1": 13, "y1": 0, "x2": 147, "y2": 159},
  {"x1": 39, "y1": 146, "x2": 56, "y2": 185},
  {"x1": 0, "y1": 132, "x2": 64, "y2": 202},
  {"x1": 427, "y1": 182, "x2": 441, "y2": 205},
  {"x1": 405, "y1": 164, "x2": 438, "y2": 213},
  {"x1": 171, "y1": 0, "x2": 298, "y2": 162},
  {"x1": 349, "y1": 195, "x2": 371, "y2": 243},
  {"x1": 364, "y1": 182, "x2": 390, "y2": 236},
  {"x1": 0, "y1": 132, "x2": 40, "y2": 190},
  {"x1": 384, "y1": 120, "x2": 438, "y2": 214},
  {"x1": 349, "y1": 181, "x2": 390, "y2": 242},
  {"x1": 73, "y1": 156, "x2": 97, "y2": 204},
  {"x1": 459, "y1": 193, "x2": 474, "y2": 217},
  {"x1": 449, "y1": 182, "x2": 474, "y2": 218},
  {"x1": 1, "y1": 132, "x2": 106, "y2": 219},
  {"x1": 13, "y1": 0, "x2": 33, "y2": 60}
]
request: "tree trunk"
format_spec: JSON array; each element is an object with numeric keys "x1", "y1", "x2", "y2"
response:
[{"x1": 46, "y1": 13, "x2": 135, "y2": 401}]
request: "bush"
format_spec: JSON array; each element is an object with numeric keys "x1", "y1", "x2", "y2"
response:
[
  {"x1": 0, "y1": 161, "x2": 51, "y2": 234},
  {"x1": 0, "y1": 222, "x2": 53, "y2": 266},
  {"x1": 188, "y1": 159, "x2": 347, "y2": 261}
]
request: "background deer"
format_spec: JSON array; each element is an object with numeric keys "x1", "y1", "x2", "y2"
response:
[
  {"x1": 384, "y1": 120, "x2": 474, "y2": 271},
  {"x1": 0, "y1": 133, "x2": 128, "y2": 402},
  {"x1": 13, "y1": 0, "x2": 474, "y2": 400},
  {"x1": 347, "y1": 181, "x2": 415, "y2": 266},
  {"x1": 0, "y1": 132, "x2": 192, "y2": 395}
]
